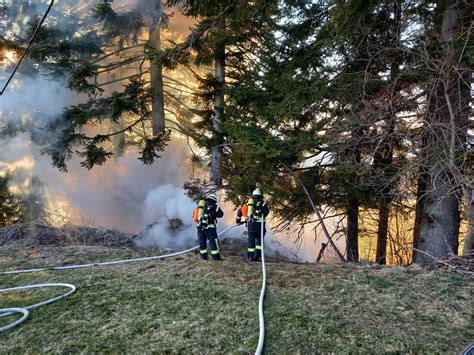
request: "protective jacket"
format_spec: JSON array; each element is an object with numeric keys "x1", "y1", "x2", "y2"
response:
[
  {"x1": 247, "y1": 195, "x2": 269, "y2": 232},
  {"x1": 195, "y1": 198, "x2": 224, "y2": 260},
  {"x1": 200, "y1": 198, "x2": 224, "y2": 229},
  {"x1": 238, "y1": 195, "x2": 269, "y2": 261}
]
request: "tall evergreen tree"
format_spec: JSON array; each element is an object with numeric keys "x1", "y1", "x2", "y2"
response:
[
  {"x1": 1, "y1": 0, "x2": 190, "y2": 170},
  {"x1": 163, "y1": 0, "x2": 279, "y2": 187}
]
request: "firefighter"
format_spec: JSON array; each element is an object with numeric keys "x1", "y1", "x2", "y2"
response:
[
  {"x1": 238, "y1": 188, "x2": 269, "y2": 261},
  {"x1": 196, "y1": 193, "x2": 224, "y2": 260}
]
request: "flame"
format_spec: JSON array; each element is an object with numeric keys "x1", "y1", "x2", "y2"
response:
[
  {"x1": 0, "y1": 156, "x2": 35, "y2": 177},
  {"x1": 8, "y1": 179, "x2": 31, "y2": 194},
  {"x1": 5, "y1": 51, "x2": 15, "y2": 61},
  {"x1": 2, "y1": 50, "x2": 17, "y2": 64},
  {"x1": 44, "y1": 191, "x2": 82, "y2": 227}
]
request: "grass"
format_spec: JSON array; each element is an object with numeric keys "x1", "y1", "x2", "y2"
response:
[{"x1": 0, "y1": 246, "x2": 473, "y2": 353}]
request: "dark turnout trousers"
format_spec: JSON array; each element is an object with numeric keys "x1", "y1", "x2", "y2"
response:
[
  {"x1": 198, "y1": 227, "x2": 221, "y2": 260},
  {"x1": 248, "y1": 222, "x2": 266, "y2": 261}
]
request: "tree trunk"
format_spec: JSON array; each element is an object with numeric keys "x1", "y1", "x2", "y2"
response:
[
  {"x1": 149, "y1": 1, "x2": 165, "y2": 136},
  {"x1": 376, "y1": 200, "x2": 390, "y2": 264},
  {"x1": 462, "y1": 187, "x2": 474, "y2": 257},
  {"x1": 414, "y1": 175, "x2": 461, "y2": 265},
  {"x1": 316, "y1": 243, "x2": 328, "y2": 262},
  {"x1": 112, "y1": 117, "x2": 126, "y2": 157},
  {"x1": 412, "y1": 169, "x2": 427, "y2": 262},
  {"x1": 375, "y1": 0, "x2": 401, "y2": 265},
  {"x1": 346, "y1": 198, "x2": 359, "y2": 262},
  {"x1": 413, "y1": 1, "x2": 469, "y2": 265},
  {"x1": 346, "y1": 127, "x2": 361, "y2": 262},
  {"x1": 211, "y1": 15, "x2": 225, "y2": 186},
  {"x1": 375, "y1": 122, "x2": 395, "y2": 264}
]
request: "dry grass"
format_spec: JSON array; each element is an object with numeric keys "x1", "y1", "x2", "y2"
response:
[{"x1": 0, "y1": 246, "x2": 472, "y2": 353}]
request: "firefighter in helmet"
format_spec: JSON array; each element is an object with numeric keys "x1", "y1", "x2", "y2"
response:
[
  {"x1": 237, "y1": 188, "x2": 269, "y2": 261},
  {"x1": 193, "y1": 193, "x2": 224, "y2": 260}
]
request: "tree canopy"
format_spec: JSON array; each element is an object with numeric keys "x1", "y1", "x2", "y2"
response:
[{"x1": 1, "y1": 0, "x2": 472, "y2": 265}]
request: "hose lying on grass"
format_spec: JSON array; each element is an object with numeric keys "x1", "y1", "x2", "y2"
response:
[
  {"x1": 1, "y1": 224, "x2": 238, "y2": 275},
  {"x1": 0, "y1": 283, "x2": 76, "y2": 333},
  {"x1": 255, "y1": 218, "x2": 267, "y2": 355},
  {"x1": 0, "y1": 225, "x2": 238, "y2": 333}
]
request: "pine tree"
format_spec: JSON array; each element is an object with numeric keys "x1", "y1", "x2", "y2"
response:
[
  {"x1": 1, "y1": 0, "x2": 194, "y2": 170},
  {"x1": 0, "y1": 174, "x2": 25, "y2": 226},
  {"x1": 0, "y1": 174, "x2": 44, "y2": 226},
  {"x1": 215, "y1": 0, "x2": 418, "y2": 264},
  {"x1": 163, "y1": 0, "x2": 279, "y2": 187}
]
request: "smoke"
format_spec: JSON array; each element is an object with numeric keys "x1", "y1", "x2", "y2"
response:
[
  {"x1": 135, "y1": 183, "x2": 197, "y2": 248},
  {"x1": 0, "y1": 120, "x2": 197, "y2": 232},
  {"x1": 275, "y1": 219, "x2": 346, "y2": 263},
  {"x1": 0, "y1": 122, "x2": 346, "y2": 259},
  {"x1": 0, "y1": 77, "x2": 76, "y2": 120},
  {"x1": 143, "y1": 184, "x2": 194, "y2": 224},
  {"x1": 0, "y1": 0, "x2": 201, "y2": 250},
  {"x1": 0, "y1": 1, "x2": 346, "y2": 262},
  {"x1": 37, "y1": 139, "x2": 195, "y2": 233},
  {"x1": 135, "y1": 222, "x2": 196, "y2": 249}
]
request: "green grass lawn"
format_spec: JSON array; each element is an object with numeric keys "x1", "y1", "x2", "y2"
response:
[{"x1": 0, "y1": 247, "x2": 472, "y2": 353}]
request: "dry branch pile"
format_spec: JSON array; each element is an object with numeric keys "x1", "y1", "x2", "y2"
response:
[
  {"x1": 434, "y1": 256, "x2": 474, "y2": 277},
  {"x1": 0, "y1": 221, "x2": 135, "y2": 249}
]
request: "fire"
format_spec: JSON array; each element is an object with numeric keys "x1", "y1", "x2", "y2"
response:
[
  {"x1": 44, "y1": 191, "x2": 82, "y2": 227},
  {"x1": 6, "y1": 51, "x2": 15, "y2": 60},
  {"x1": 2, "y1": 50, "x2": 16, "y2": 63},
  {"x1": 0, "y1": 156, "x2": 35, "y2": 177},
  {"x1": 8, "y1": 179, "x2": 31, "y2": 194},
  {"x1": 0, "y1": 4, "x2": 205, "y2": 233}
]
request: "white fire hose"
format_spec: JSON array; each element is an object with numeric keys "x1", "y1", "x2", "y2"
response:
[
  {"x1": 255, "y1": 218, "x2": 267, "y2": 355},
  {"x1": 1, "y1": 225, "x2": 237, "y2": 276},
  {"x1": 0, "y1": 283, "x2": 76, "y2": 333},
  {"x1": 0, "y1": 224, "x2": 237, "y2": 333}
]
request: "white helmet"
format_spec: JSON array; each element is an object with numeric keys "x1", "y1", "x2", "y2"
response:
[
  {"x1": 208, "y1": 193, "x2": 217, "y2": 202},
  {"x1": 252, "y1": 188, "x2": 261, "y2": 196}
]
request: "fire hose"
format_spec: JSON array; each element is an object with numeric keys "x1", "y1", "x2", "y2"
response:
[
  {"x1": 0, "y1": 283, "x2": 76, "y2": 333},
  {"x1": 255, "y1": 218, "x2": 267, "y2": 355},
  {"x1": 0, "y1": 225, "x2": 237, "y2": 275},
  {"x1": 0, "y1": 224, "x2": 237, "y2": 333},
  {"x1": 1, "y1": 222, "x2": 268, "y2": 354}
]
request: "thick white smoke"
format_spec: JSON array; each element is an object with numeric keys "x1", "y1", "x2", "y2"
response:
[
  {"x1": 0, "y1": 125, "x2": 197, "y2": 233},
  {"x1": 0, "y1": 77, "x2": 77, "y2": 120},
  {"x1": 39, "y1": 139, "x2": 196, "y2": 234},
  {"x1": 0, "y1": 127, "x2": 345, "y2": 258},
  {"x1": 143, "y1": 184, "x2": 195, "y2": 224},
  {"x1": 136, "y1": 183, "x2": 197, "y2": 248}
]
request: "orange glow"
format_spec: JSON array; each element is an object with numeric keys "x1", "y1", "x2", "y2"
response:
[
  {"x1": 2, "y1": 50, "x2": 16, "y2": 63},
  {"x1": 0, "y1": 156, "x2": 35, "y2": 177},
  {"x1": 44, "y1": 191, "x2": 82, "y2": 227},
  {"x1": 6, "y1": 51, "x2": 15, "y2": 61}
]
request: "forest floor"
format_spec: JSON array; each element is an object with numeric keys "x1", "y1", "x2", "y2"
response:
[{"x1": 0, "y1": 225, "x2": 473, "y2": 353}]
